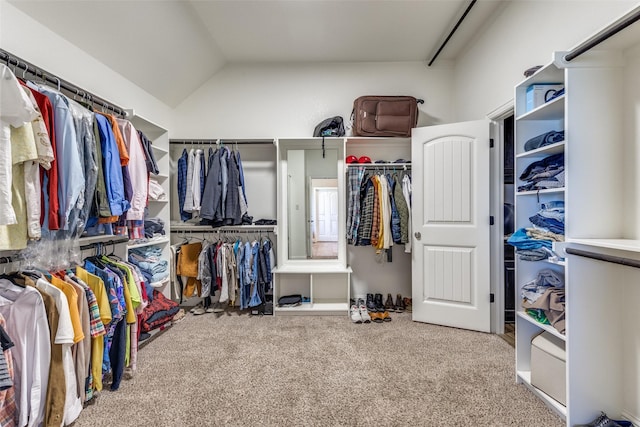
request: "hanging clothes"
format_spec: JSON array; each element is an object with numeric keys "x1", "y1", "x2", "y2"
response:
[
  {"x1": 117, "y1": 119, "x2": 147, "y2": 221},
  {"x1": 177, "y1": 149, "x2": 192, "y2": 221},
  {"x1": 0, "y1": 64, "x2": 38, "y2": 227},
  {"x1": 0, "y1": 278, "x2": 51, "y2": 427}
]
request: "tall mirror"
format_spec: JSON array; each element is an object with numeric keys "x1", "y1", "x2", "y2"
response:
[{"x1": 287, "y1": 148, "x2": 338, "y2": 260}]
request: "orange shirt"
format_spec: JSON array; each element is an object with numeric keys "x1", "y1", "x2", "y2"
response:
[{"x1": 50, "y1": 276, "x2": 85, "y2": 344}]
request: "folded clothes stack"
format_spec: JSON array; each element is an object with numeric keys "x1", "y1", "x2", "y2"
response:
[{"x1": 128, "y1": 245, "x2": 169, "y2": 287}]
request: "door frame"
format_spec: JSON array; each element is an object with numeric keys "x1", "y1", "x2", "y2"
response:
[
  {"x1": 313, "y1": 186, "x2": 339, "y2": 242},
  {"x1": 487, "y1": 99, "x2": 515, "y2": 335}
]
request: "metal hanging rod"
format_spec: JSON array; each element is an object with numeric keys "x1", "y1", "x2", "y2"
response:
[
  {"x1": 564, "y1": 7, "x2": 640, "y2": 62},
  {"x1": 347, "y1": 163, "x2": 411, "y2": 169},
  {"x1": 428, "y1": 0, "x2": 477, "y2": 67},
  {"x1": 79, "y1": 237, "x2": 129, "y2": 252},
  {"x1": 171, "y1": 225, "x2": 275, "y2": 233},
  {"x1": 0, "y1": 48, "x2": 127, "y2": 117},
  {"x1": 565, "y1": 247, "x2": 640, "y2": 269},
  {"x1": 170, "y1": 139, "x2": 275, "y2": 145}
]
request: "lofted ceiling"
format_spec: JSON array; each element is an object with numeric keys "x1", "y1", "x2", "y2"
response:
[{"x1": 8, "y1": 0, "x2": 506, "y2": 107}]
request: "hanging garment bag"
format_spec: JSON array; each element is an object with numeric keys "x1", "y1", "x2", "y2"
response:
[{"x1": 351, "y1": 96, "x2": 423, "y2": 137}]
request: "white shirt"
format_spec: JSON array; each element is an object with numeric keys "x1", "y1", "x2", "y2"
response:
[
  {"x1": 0, "y1": 279, "x2": 50, "y2": 427},
  {"x1": 183, "y1": 148, "x2": 195, "y2": 213},
  {"x1": 402, "y1": 174, "x2": 412, "y2": 253},
  {"x1": 34, "y1": 277, "x2": 74, "y2": 344},
  {"x1": 191, "y1": 149, "x2": 203, "y2": 214},
  {"x1": 0, "y1": 123, "x2": 39, "y2": 250},
  {"x1": 117, "y1": 119, "x2": 148, "y2": 221},
  {"x1": 0, "y1": 65, "x2": 38, "y2": 226}
]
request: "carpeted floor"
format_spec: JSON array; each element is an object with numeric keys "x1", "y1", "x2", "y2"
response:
[{"x1": 74, "y1": 311, "x2": 564, "y2": 427}]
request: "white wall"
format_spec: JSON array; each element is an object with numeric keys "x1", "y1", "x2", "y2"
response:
[
  {"x1": 0, "y1": 0, "x2": 173, "y2": 130},
  {"x1": 172, "y1": 61, "x2": 455, "y2": 138},
  {"x1": 453, "y1": 0, "x2": 639, "y2": 121}
]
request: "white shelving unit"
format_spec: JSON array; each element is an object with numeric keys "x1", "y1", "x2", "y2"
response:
[
  {"x1": 513, "y1": 60, "x2": 567, "y2": 420},
  {"x1": 128, "y1": 114, "x2": 172, "y2": 299},
  {"x1": 513, "y1": 6, "x2": 640, "y2": 426},
  {"x1": 274, "y1": 137, "x2": 350, "y2": 315}
]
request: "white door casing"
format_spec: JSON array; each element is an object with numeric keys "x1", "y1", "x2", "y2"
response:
[{"x1": 411, "y1": 120, "x2": 491, "y2": 332}]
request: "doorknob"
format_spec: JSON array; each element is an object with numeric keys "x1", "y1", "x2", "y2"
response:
[{"x1": 414, "y1": 232, "x2": 421, "y2": 240}]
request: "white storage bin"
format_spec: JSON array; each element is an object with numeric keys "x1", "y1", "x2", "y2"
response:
[
  {"x1": 531, "y1": 331, "x2": 566, "y2": 406},
  {"x1": 525, "y1": 83, "x2": 564, "y2": 112}
]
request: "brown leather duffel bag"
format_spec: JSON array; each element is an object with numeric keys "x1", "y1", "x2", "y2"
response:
[{"x1": 351, "y1": 95, "x2": 423, "y2": 137}]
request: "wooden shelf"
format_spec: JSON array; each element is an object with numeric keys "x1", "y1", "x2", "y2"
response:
[
  {"x1": 516, "y1": 311, "x2": 566, "y2": 341},
  {"x1": 568, "y1": 238, "x2": 640, "y2": 254},
  {"x1": 516, "y1": 188, "x2": 565, "y2": 196},
  {"x1": 516, "y1": 370, "x2": 567, "y2": 419},
  {"x1": 127, "y1": 236, "x2": 170, "y2": 249},
  {"x1": 274, "y1": 302, "x2": 348, "y2": 314},
  {"x1": 516, "y1": 141, "x2": 565, "y2": 158},
  {"x1": 516, "y1": 95, "x2": 565, "y2": 121},
  {"x1": 273, "y1": 264, "x2": 352, "y2": 274}
]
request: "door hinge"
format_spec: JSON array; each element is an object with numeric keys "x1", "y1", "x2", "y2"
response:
[
  {"x1": 490, "y1": 138, "x2": 494, "y2": 148},
  {"x1": 490, "y1": 293, "x2": 495, "y2": 303},
  {"x1": 490, "y1": 216, "x2": 495, "y2": 225}
]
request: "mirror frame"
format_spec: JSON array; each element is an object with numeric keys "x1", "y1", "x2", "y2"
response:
[{"x1": 277, "y1": 137, "x2": 347, "y2": 269}]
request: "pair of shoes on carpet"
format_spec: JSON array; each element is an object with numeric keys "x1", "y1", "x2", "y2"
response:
[
  {"x1": 350, "y1": 299, "x2": 371, "y2": 323},
  {"x1": 369, "y1": 311, "x2": 392, "y2": 323},
  {"x1": 384, "y1": 293, "x2": 406, "y2": 312},
  {"x1": 403, "y1": 297, "x2": 412, "y2": 313},
  {"x1": 575, "y1": 412, "x2": 633, "y2": 427}
]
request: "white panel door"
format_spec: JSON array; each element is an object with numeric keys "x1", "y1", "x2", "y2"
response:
[
  {"x1": 316, "y1": 188, "x2": 339, "y2": 241},
  {"x1": 411, "y1": 120, "x2": 491, "y2": 332}
]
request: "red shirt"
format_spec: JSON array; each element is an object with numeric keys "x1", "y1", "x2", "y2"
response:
[{"x1": 22, "y1": 82, "x2": 60, "y2": 230}]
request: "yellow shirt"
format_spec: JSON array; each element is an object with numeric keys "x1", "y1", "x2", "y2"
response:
[
  {"x1": 76, "y1": 267, "x2": 110, "y2": 393},
  {"x1": 50, "y1": 276, "x2": 84, "y2": 343}
]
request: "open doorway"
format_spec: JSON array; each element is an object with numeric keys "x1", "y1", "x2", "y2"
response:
[
  {"x1": 488, "y1": 101, "x2": 515, "y2": 343},
  {"x1": 309, "y1": 178, "x2": 338, "y2": 259},
  {"x1": 502, "y1": 114, "x2": 515, "y2": 347}
]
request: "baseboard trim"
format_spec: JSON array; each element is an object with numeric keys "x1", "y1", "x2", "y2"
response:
[{"x1": 620, "y1": 410, "x2": 640, "y2": 425}]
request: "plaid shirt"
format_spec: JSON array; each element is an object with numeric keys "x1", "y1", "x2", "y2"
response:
[
  {"x1": 85, "y1": 284, "x2": 107, "y2": 338},
  {"x1": 356, "y1": 176, "x2": 374, "y2": 246},
  {"x1": 346, "y1": 167, "x2": 365, "y2": 244}
]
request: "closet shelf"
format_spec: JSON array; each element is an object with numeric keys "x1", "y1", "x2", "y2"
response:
[
  {"x1": 127, "y1": 236, "x2": 170, "y2": 249},
  {"x1": 516, "y1": 188, "x2": 564, "y2": 196},
  {"x1": 274, "y1": 302, "x2": 349, "y2": 313},
  {"x1": 273, "y1": 264, "x2": 352, "y2": 274},
  {"x1": 151, "y1": 145, "x2": 169, "y2": 155},
  {"x1": 516, "y1": 370, "x2": 567, "y2": 417},
  {"x1": 516, "y1": 141, "x2": 565, "y2": 158},
  {"x1": 567, "y1": 238, "x2": 640, "y2": 254},
  {"x1": 517, "y1": 311, "x2": 566, "y2": 341},
  {"x1": 515, "y1": 95, "x2": 565, "y2": 121}
]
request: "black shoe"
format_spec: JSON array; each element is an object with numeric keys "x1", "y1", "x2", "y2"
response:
[
  {"x1": 366, "y1": 294, "x2": 376, "y2": 312},
  {"x1": 395, "y1": 294, "x2": 405, "y2": 312},
  {"x1": 575, "y1": 412, "x2": 623, "y2": 427},
  {"x1": 384, "y1": 293, "x2": 395, "y2": 312},
  {"x1": 374, "y1": 293, "x2": 385, "y2": 312}
]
